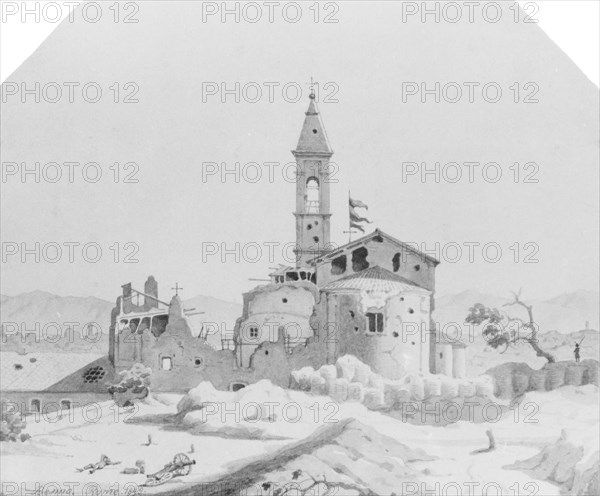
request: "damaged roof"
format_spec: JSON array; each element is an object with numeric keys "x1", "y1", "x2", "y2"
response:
[
  {"x1": 308, "y1": 229, "x2": 440, "y2": 266},
  {"x1": 321, "y1": 266, "x2": 430, "y2": 294}
]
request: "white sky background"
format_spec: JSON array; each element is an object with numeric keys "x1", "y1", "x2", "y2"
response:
[
  {"x1": 1, "y1": 1, "x2": 599, "y2": 86},
  {"x1": 0, "y1": 1, "x2": 598, "y2": 303}
]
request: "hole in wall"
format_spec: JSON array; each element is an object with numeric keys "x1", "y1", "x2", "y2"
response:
[
  {"x1": 312, "y1": 129, "x2": 318, "y2": 134},
  {"x1": 331, "y1": 255, "x2": 347, "y2": 275},
  {"x1": 282, "y1": 298, "x2": 288, "y2": 303},
  {"x1": 307, "y1": 224, "x2": 312, "y2": 230},
  {"x1": 408, "y1": 308, "x2": 414, "y2": 314},
  {"x1": 414, "y1": 265, "x2": 421, "y2": 271},
  {"x1": 313, "y1": 236, "x2": 319, "y2": 243},
  {"x1": 352, "y1": 247, "x2": 369, "y2": 272},
  {"x1": 393, "y1": 332, "x2": 399, "y2": 338},
  {"x1": 392, "y1": 253, "x2": 401, "y2": 272}
]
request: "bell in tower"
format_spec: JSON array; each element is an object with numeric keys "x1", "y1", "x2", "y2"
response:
[{"x1": 292, "y1": 91, "x2": 334, "y2": 267}]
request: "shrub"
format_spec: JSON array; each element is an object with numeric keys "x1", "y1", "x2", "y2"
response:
[
  {"x1": 108, "y1": 363, "x2": 152, "y2": 407},
  {"x1": 0, "y1": 413, "x2": 27, "y2": 442}
]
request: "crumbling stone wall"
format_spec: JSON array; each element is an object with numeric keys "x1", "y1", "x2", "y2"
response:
[
  {"x1": 135, "y1": 290, "x2": 330, "y2": 392},
  {"x1": 325, "y1": 289, "x2": 431, "y2": 380},
  {"x1": 235, "y1": 282, "x2": 319, "y2": 367},
  {"x1": 110, "y1": 275, "x2": 437, "y2": 393}
]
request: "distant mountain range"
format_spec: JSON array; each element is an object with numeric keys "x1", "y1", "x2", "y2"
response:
[
  {"x1": 1, "y1": 289, "x2": 597, "y2": 354},
  {"x1": 0, "y1": 290, "x2": 243, "y2": 354},
  {"x1": 434, "y1": 289, "x2": 598, "y2": 335},
  {"x1": 0, "y1": 291, "x2": 114, "y2": 353}
]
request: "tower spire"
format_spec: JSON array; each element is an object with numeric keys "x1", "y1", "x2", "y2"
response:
[
  {"x1": 294, "y1": 87, "x2": 333, "y2": 156},
  {"x1": 292, "y1": 90, "x2": 334, "y2": 267}
]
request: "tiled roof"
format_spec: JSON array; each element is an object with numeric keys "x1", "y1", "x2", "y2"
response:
[
  {"x1": 322, "y1": 266, "x2": 430, "y2": 294},
  {"x1": 0, "y1": 352, "x2": 105, "y2": 391}
]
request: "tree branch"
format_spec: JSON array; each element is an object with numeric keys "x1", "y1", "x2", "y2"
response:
[{"x1": 503, "y1": 291, "x2": 555, "y2": 363}]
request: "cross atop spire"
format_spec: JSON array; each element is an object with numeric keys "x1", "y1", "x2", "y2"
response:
[
  {"x1": 171, "y1": 282, "x2": 183, "y2": 296},
  {"x1": 309, "y1": 76, "x2": 316, "y2": 99}
]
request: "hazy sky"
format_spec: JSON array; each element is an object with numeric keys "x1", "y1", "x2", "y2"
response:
[
  {"x1": 2, "y1": 1, "x2": 599, "y2": 85},
  {"x1": 1, "y1": 1, "x2": 599, "y2": 304}
]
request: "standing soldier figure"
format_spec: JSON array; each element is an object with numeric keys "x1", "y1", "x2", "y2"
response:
[{"x1": 574, "y1": 342, "x2": 581, "y2": 363}]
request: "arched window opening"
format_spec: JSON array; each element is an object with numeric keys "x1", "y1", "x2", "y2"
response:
[
  {"x1": 30, "y1": 399, "x2": 41, "y2": 413},
  {"x1": 305, "y1": 177, "x2": 320, "y2": 213}
]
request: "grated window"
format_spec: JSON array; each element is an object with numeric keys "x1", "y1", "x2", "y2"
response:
[{"x1": 83, "y1": 366, "x2": 106, "y2": 383}]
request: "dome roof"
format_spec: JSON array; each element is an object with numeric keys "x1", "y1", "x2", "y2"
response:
[{"x1": 322, "y1": 266, "x2": 429, "y2": 294}]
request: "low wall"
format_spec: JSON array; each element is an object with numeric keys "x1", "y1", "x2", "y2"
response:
[
  {"x1": 290, "y1": 355, "x2": 495, "y2": 414},
  {"x1": 485, "y1": 359, "x2": 599, "y2": 399}
]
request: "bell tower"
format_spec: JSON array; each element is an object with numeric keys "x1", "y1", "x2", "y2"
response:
[{"x1": 292, "y1": 92, "x2": 334, "y2": 267}]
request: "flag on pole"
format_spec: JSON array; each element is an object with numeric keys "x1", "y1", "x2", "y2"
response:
[
  {"x1": 350, "y1": 221, "x2": 366, "y2": 233},
  {"x1": 349, "y1": 206, "x2": 371, "y2": 224},
  {"x1": 349, "y1": 197, "x2": 368, "y2": 209},
  {"x1": 348, "y1": 196, "x2": 371, "y2": 234}
]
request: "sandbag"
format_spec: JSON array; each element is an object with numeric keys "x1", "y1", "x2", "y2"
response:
[
  {"x1": 564, "y1": 365, "x2": 584, "y2": 386},
  {"x1": 458, "y1": 380, "x2": 476, "y2": 398},
  {"x1": 545, "y1": 364, "x2": 566, "y2": 390},
  {"x1": 363, "y1": 387, "x2": 385, "y2": 409},
  {"x1": 495, "y1": 372, "x2": 513, "y2": 398},
  {"x1": 353, "y1": 362, "x2": 372, "y2": 386},
  {"x1": 347, "y1": 382, "x2": 365, "y2": 403},
  {"x1": 309, "y1": 374, "x2": 327, "y2": 395},
  {"x1": 529, "y1": 370, "x2": 546, "y2": 391},
  {"x1": 335, "y1": 355, "x2": 358, "y2": 382},
  {"x1": 513, "y1": 372, "x2": 530, "y2": 396},
  {"x1": 330, "y1": 378, "x2": 349, "y2": 403},
  {"x1": 424, "y1": 376, "x2": 442, "y2": 397},
  {"x1": 475, "y1": 376, "x2": 494, "y2": 398},
  {"x1": 441, "y1": 376, "x2": 458, "y2": 399}
]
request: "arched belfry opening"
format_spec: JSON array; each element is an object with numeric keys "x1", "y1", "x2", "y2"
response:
[{"x1": 305, "y1": 177, "x2": 320, "y2": 213}]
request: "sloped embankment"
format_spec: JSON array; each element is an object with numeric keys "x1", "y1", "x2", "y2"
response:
[
  {"x1": 169, "y1": 418, "x2": 435, "y2": 495},
  {"x1": 506, "y1": 429, "x2": 599, "y2": 496}
]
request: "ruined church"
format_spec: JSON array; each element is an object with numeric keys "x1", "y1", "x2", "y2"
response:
[{"x1": 110, "y1": 93, "x2": 466, "y2": 392}]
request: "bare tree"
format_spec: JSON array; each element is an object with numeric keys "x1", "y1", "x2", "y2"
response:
[{"x1": 465, "y1": 289, "x2": 555, "y2": 364}]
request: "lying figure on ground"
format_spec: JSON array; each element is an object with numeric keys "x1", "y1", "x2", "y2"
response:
[{"x1": 76, "y1": 455, "x2": 121, "y2": 474}]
